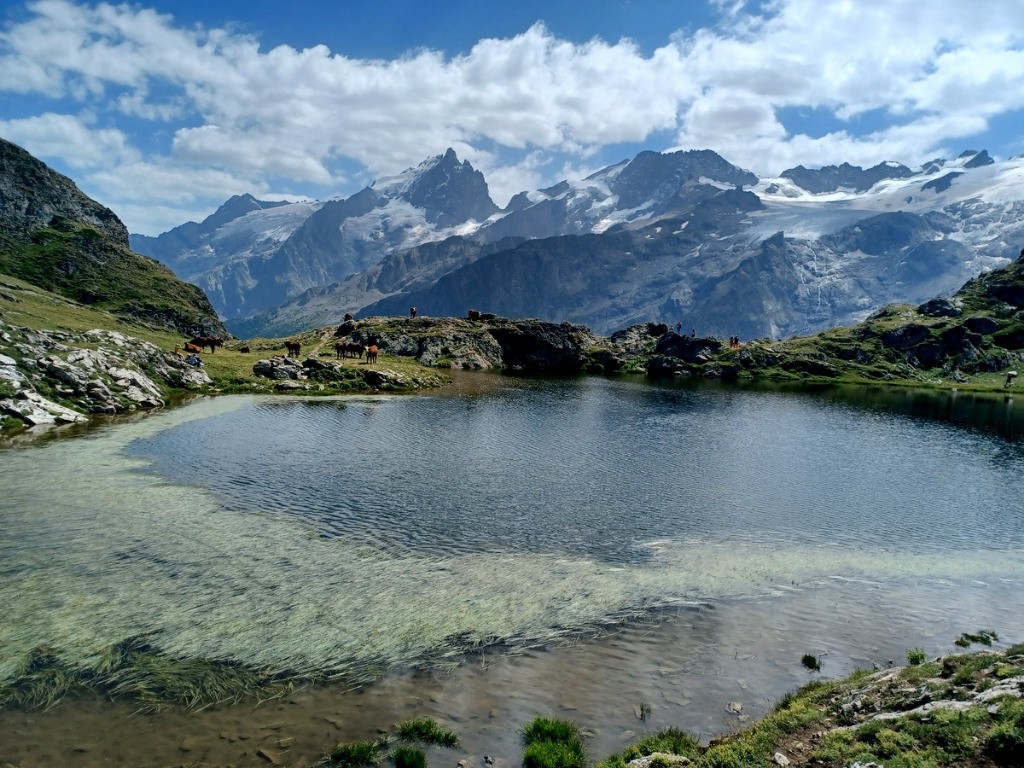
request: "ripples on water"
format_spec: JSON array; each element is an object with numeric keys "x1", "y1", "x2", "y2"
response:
[
  {"x1": 128, "y1": 378, "x2": 1024, "y2": 560},
  {"x1": 2, "y1": 377, "x2": 1024, "y2": 681}
]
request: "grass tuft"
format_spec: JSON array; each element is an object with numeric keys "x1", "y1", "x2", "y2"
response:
[
  {"x1": 329, "y1": 740, "x2": 384, "y2": 767},
  {"x1": 522, "y1": 717, "x2": 586, "y2": 768},
  {"x1": 392, "y1": 746, "x2": 427, "y2": 768},
  {"x1": 396, "y1": 717, "x2": 459, "y2": 747}
]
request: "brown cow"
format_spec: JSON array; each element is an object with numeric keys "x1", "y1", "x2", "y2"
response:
[
  {"x1": 285, "y1": 340, "x2": 301, "y2": 357},
  {"x1": 365, "y1": 344, "x2": 379, "y2": 364},
  {"x1": 184, "y1": 342, "x2": 202, "y2": 354},
  {"x1": 189, "y1": 336, "x2": 222, "y2": 353},
  {"x1": 467, "y1": 309, "x2": 481, "y2": 320}
]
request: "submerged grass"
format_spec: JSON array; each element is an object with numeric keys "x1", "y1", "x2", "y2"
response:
[{"x1": 0, "y1": 636, "x2": 292, "y2": 712}]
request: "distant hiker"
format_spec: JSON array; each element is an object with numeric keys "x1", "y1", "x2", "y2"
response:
[
  {"x1": 1006, "y1": 370, "x2": 1018, "y2": 388},
  {"x1": 410, "y1": 306, "x2": 417, "y2": 318},
  {"x1": 690, "y1": 328, "x2": 696, "y2": 338}
]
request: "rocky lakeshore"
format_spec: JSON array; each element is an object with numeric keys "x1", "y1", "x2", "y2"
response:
[
  {"x1": 0, "y1": 315, "x2": 210, "y2": 429},
  {"x1": 598, "y1": 640, "x2": 1024, "y2": 768}
]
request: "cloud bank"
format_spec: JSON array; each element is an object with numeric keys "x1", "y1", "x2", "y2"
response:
[{"x1": 2, "y1": 0, "x2": 1023, "y2": 234}]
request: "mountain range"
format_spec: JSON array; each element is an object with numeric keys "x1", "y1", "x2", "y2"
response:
[{"x1": 129, "y1": 146, "x2": 1024, "y2": 340}]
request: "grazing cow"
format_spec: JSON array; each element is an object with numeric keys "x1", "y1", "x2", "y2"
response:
[
  {"x1": 239, "y1": 345, "x2": 250, "y2": 353},
  {"x1": 365, "y1": 344, "x2": 379, "y2": 364},
  {"x1": 184, "y1": 342, "x2": 202, "y2": 354},
  {"x1": 285, "y1": 340, "x2": 301, "y2": 357},
  {"x1": 344, "y1": 312, "x2": 354, "y2": 321},
  {"x1": 467, "y1": 309, "x2": 481, "y2": 320},
  {"x1": 335, "y1": 341, "x2": 364, "y2": 360},
  {"x1": 189, "y1": 336, "x2": 222, "y2": 353}
]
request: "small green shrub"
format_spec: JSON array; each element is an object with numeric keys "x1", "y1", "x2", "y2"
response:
[
  {"x1": 907, "y1": 647, "x2": 927, "y2": 665},
  {"x1": 330, "y1": 740, "x2": 383, "y2": 767},
  {"x1": 392, "y1": 746, "x2": 427, "y2": 768},
  {"x1": 985, "y1": 722, "x2": 1024, "y2": 764}
]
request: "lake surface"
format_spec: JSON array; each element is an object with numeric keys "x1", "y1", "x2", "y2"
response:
[{"x1": 2, "y1": 374, "x2": 1024, "y2": 764}]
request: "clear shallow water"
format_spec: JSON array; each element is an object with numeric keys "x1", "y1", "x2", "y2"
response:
[{"x1": 2, "y1": 376, "x2": 1024, "y2": 683}]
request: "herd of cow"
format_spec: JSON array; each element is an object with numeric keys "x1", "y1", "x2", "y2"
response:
[{"x1": 179, "y1": 336, "x2": 380, "y2": 364}]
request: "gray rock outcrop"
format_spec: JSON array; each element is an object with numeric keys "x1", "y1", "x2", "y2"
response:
[{"x1": 1, "y1": 317, "x2": 209, "y2": 431}]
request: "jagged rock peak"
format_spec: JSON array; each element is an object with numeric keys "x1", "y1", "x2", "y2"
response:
[
  {"x1": 202, "y1": 193, "x2": 292, "y2": 230},
  {"x1": 0, "y1": 136, "x2": 129, "y2": 245},
  {"x1": 373, "y1": 148, "x2": 499, "y2": 226},
  {"x1": 781, "y1": 160, "x2": 914, "y2": 194},
  {"x1": 605, "y1": 149, "x2": 759, "y2": 209}
]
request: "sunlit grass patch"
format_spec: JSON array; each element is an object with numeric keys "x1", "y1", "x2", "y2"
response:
[{"x1": 522, "y1": 716, "x2": 587, "y2": 768}]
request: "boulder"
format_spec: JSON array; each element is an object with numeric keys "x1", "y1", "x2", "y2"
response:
[
  {"x1": 918, "y1": 297, "x2": 962, "y2": 317},
  {"x1": 963, "y1": 316, "x2": 1001, "y2": 334},
  {"x1": 253, "y1": 357, "x2": 304, "y2": 380},
  {"x1": 881, "y1": 324, "x2": 932, "y2": 349}
]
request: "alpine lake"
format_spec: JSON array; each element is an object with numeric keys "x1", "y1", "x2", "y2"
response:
[{"x1": 2, "y1": 371, "x2": 1023, "y2": 767}]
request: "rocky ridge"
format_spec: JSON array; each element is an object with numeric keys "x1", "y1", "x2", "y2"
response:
[
  {"x1": 0, "y1": 137, "x2": 225, "y2": 337},
  {"x1": 0, "y1": 287, "x2": 210, "y2": 430}
]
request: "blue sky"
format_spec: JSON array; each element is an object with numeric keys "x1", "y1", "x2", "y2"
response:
[{"x1": 2, "y1": 0, "x2": 1023, "y2": 235}]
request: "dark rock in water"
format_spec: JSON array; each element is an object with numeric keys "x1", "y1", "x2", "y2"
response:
[{"x1": 918, "y1": 297, "x2": 962, "y2": 317}]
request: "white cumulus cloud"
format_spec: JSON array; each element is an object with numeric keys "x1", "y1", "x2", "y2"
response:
[{"x1": 1, "y1": 0, "x2": 1023, "y2": 234}]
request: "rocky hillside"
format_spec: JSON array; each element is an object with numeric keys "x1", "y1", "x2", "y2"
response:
[
  {"x1": 0, "y1": 277, "x2": 211, "y2": 430},
  {"x1": 642, "y1": 248, "x2": 1024, "y2": 385},
  {"x1": 0, "y1": 137, "x2": 224, "y2": 336}
]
